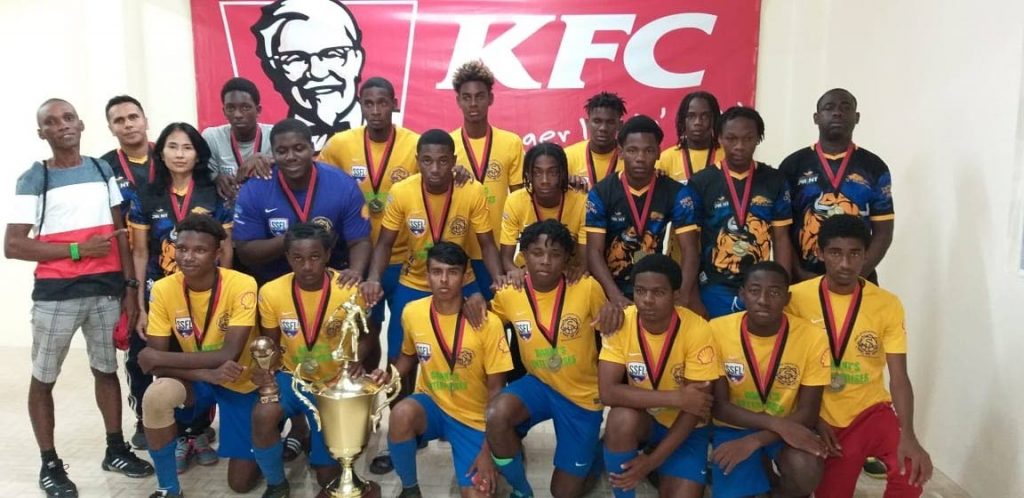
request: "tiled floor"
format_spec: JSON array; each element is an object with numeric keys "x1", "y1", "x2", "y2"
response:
[{"x1": 0, "y1": 347, "x2": 970, "y2": 497}]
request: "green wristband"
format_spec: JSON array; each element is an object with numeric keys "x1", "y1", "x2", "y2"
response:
[{"x1": 69, "y1": 242, "x2": 81, "y2": 261}]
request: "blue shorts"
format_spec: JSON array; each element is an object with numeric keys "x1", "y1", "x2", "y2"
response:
[
  {"x1": 647, "y1": 423, "x2": 711, "y2": 484},
  {"x1": 470, "y1": 260, "x2": 494, "y2": 300},
  {"x1": 504, "y1": 375, "x2": 603, "y2": 477},
  {"x1": 711, "y1": 426, "x2": 783, "y2": 498},
  {"x1": 370, "y1": 263, "x2": 402, "y2": 323},
  {"x1": 408, "y1": 393, "x2": 484, "y2": 488},
  {"x1": 175, "y1": 382, "x2": 257, "y2": 460},
  {"x1": 386, "y1": 282, "x2": 480, "y2": 360},
  {"x1": 699, "y1": 283, "x2": 746, "y2": 319},
  {"x1": 274, "y1": 371, "x2": 333, "y2": 466}
]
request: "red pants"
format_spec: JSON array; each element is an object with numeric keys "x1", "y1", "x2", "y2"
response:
[{"x1": 815, "y1": 403, "x2": 923, "y2": 498}]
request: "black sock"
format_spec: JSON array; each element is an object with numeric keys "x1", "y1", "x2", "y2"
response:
[
  {"x1": 41, "y1": 449, "x2": 58, "y2": 466},
  {"x1": 106, "y1": 432, "x2": 124, "y2": 449}
]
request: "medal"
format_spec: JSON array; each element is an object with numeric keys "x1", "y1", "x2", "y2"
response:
[
  {"x1": 168, "y1": 179, "x2": 195, "y2": 223},
  {"x1": 429, "y1": 300, "x2": 467, "y2": 372},
  {"x1": 829, "y1": 373, "x2": 846, "y2": 392},
  {"x1": 291, "y1": 272, "x2": 332, "y2": 352},
  {"x1": 524, "y1": 276, "x2": 567, "y2": 374},
  {"x1": 299, "y1": 358, "x2": 320, "y2": 379},
  {"x1": 422, "y1": 181, "x2": 454, "y2": 245},
  {"x1": 679, "y1": 142, "x2": 716, "y2": 181},
  {"x1": 585, "y1": 144, "x2": 619, "y2": 185},
  {"x1": 721, "y1": 160, "x2": 755, "y2": 228},
  {"x1": 277, "y1": 165, "x2": 319, "y2": 223},
  {"x1": 637, "y1": 312, "x2": 681, "y2": 389},
  {"x1": 364, "y1": 126, "x2": 396, "y2": 210},
  {"x1": 739, "y1": 314, "x2": 789, "y2": 406},
  {"x1": 619, "y1": 172, "x2": 657, "y2": 261},
  {"x1": 182, "y1": 269, "x2": 223, "y2": 349},
  {"x1": 461, "y1": 126, "x2": 493, "y2": 182},
  {"x1": 814, "y1": 142, "x2": 856, "y2": 191},
  {"x1": 231, "y1": 126, "x2": 263, "y2": 173},
  {"x1": 819, "y1": 277, "x2": 864, "y2": 386}
]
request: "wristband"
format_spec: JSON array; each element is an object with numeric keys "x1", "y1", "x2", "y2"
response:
[{"x1": 69, "y1": 242, "x2": 81, "y2": 262}]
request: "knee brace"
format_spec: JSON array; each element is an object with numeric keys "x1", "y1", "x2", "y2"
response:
[{"x1": 142, "y1": 377, "x2": 187, "y2": 429}]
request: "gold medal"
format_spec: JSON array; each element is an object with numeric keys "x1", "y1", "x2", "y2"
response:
[
  {"x1": 829, "y1": 373, "x2": 846, "y2": 392},
  {"x1": 299, "y1": 358, "x2": 321, "y2": 379},
  {"x1": 368, "y1": 198, "x2": 385, "y2": 213},
  {"x1": 547, "y1": 354, "x2": 562, "y2": 372}
]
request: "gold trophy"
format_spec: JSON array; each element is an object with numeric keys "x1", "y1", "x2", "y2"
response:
[
  {"x1": 250, "y1": 336, "x2": 282, "y2": 404},
  {"x1": 291, "y1": 295, "x2": 401, "y2": 498}
]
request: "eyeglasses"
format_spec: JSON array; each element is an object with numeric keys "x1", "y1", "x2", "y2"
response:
[{"x1": 272, "y1": 46, "x2": 360, "y2": 74}]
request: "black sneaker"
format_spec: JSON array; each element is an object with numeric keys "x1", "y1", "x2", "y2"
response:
[
  {"x1": 149, "y1": 490, "x2": 184, "y2": 498},
  {"x1": 397, "y1": 485, "x2": 422, "y2": 498},
  {"x1": 863, "y1": 457, "x2": 887, "y2": 479},
  {"x1": 102, "y1": 442, "x2": 155, "y2": 478},
  {"x1": 261, "y1": 479, "x2": 290, "y2": 498},
  {"x1": 131, "y1": 421, "x2": 148, "y2": 450},
  {"x1": 39, "y1": 459, "x2": 77, "y2": 497}
]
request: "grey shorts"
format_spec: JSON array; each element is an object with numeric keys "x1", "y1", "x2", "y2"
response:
[{"x1": 31, "y1": 296, "x2": 121, "y2": 383}]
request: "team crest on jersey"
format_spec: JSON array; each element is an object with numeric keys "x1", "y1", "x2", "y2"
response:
[
  {"x1": 269, "y1": 218, "x2": 290, "y2": 236},
  {"x1": 514, "y1": 321, "x2": 532, "y2": 340},
  {"x1": 627, "y1": 362, "x2": 648, "y2": 383},
  {"x1": 408, "y1": 218, "x2": 426, "y2": 236},
  {"x1": 175, "y1": 317, "x2": 194, "y2": 337},
  {"x1": 857, "y1": 331, "x2": 880, "y2": 356},
  {"x1": 559, "y1": 314, "x2": 582, "y2": 339},
  {"x1": 390, "y1": 168, "x2": 410, "y2": 183},
  {"x1": 671, "y1": 363, "x2": 685, "y2": 385},
  {"x1": 351, "y1": 165, "x2": 368, "y2": 180},
  {"x1": 449, "y1": 216, "x2": 467, "y2": 236},
  {"x1": 325, "y1": 319, "x2": 343, "y2": 338},
  {"x1": 776, "y1": 363, "x2": 800, "y2": 387},
  {"x1": 281, "y1": 318, "x2": 300, "y2": 337},
  {"x1": 456, "y1": 348, "x2": 475, "y2": 368},
  {"x1": 218, "y1": 313, "x2": 230, "y2": 332},
  {"x1": 485, "y1": 161, "x2": 502, "y2": 180},
  {"x1": 415, "y1": 342, "x2": 432, "y2": 362},
  {"x1": 724, "y1": 362, "x2": 745, "y2": 383}
]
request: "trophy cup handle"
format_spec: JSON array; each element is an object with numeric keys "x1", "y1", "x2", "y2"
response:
[
  {"x1": 291, "y1": 374, "x2": 323, "y2": 432},
  {"x1": 369, "y1": 364, "x2": 402, "y2": 432}
]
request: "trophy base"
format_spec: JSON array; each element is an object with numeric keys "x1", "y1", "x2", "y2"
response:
[{"x1": 316, "y1": 480, "x2": 380, "y2": 498}]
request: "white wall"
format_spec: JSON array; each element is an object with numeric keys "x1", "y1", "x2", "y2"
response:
[{"x1": 2, "y1": 0, "x2": 1022, "y2": 495}]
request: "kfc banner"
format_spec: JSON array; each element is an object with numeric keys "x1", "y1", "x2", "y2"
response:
[{"x1": 191, "y1": 0, "x2": 760, "y2": 149}]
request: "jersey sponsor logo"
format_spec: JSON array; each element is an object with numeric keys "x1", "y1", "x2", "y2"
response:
[
  {"x1": 151, "y1": 208, "x2": 169, "y2": 221},
  {"x1": 175, "y1": 317, "x2": 194, "y2": 337},
  {"x1": 713, "y1": 196, "x2": 730, "y2": 210},
  {"x1": 627, "y1": 361, "x2": 647, "y2": 383},
  {"x1": 351, "y1": 165, "x2": 368, "y2": 180},
  {"x1": 776, "y1": 363, "x2": 800, "y2": 387},
  {"x1": 281, "y1": 318, "x2": 300, "y2": 337},
  {"x1": 269, "y1": 217, "x2": 290, "y2": 236},
  {"x1": 696, "y1": 345, "x2": 716, "y2": 365},
  {"x1": 415, "y1": 342, "x2": 432, "y2": 362},
  {"x1": 408, "y1": 218, "x2": 426, "y2": 236},
  {"x1": 724, "y1": 361, "x2": 745, "y2": 383},
  {"x1": 514, "y1": 320, "x2": 532, "y2": 340},
  {"x1": 856, "y1": 331, "x2": 881, "y2": 357}
]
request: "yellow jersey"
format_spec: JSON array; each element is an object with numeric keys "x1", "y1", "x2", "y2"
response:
[
  {"x1": 257, "y1": 271, "x2": 363, "y2": 384},
  {"x1": 711, "y1": 312, "x2": 830, "y2": 428},
  {"x1": 148, "y1": 268, "x2": 258, "y2": 393},
  {"x1": 565, "y1": 140, "x2": 624, "y2": 186},
  {"x1": 499, "y1": 188, "x2": 588, "y2": 268},
  {"x1": 401, "y1": 297, "x2": 513, "y2": 430},
  {"x1": 381, "y1": 174, "x2": 492, "y2": 291},
  {"x1": 600, "y1": 306, "x2": 719, "y2": 428},
  {"x1": 451, "y1": 126, "x2": 524, "y2": 259},
  {"x1": 785, "y1": 276, "x2": 908, "y2": 428},
  {"x1": 491, "y1": 276, "x2": 606, "y2": 411},
  {"x1": 320, "y1": 126, "x2": 420, "y2": 265}
]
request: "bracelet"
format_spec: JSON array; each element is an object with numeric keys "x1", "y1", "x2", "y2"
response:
[{"x1": 69, "y1": 242, "x2": 81, "y2": 262}]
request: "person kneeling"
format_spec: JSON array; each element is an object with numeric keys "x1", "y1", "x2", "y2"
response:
[
  {"x1": 599, "y1": 254, "x2": 719, "y2": 498},
  {"x1": 709, "y1": 261, "x2": 830, "y2": 498},
  {"x1": 137, "y1": 214, "x2": 261, "y2": 497}
]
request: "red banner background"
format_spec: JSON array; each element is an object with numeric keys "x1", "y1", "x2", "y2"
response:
[{"x1": 191, "y1": 0, "x2": 760, "y2": 147}]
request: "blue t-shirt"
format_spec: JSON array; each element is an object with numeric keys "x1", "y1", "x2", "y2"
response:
[{"x1": 233, "y1": 162, "x2": 370, "y2": 283}]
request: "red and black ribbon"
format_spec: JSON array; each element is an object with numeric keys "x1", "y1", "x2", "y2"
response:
[
  {"x1": 818, "y1": 278, "x2": 864, "y2": 368},
  {"x1": 739, "y1": 314, "x2": 790, "y2": 406},
  {"x1": 117, "y1": 144, "x2": 155, "y2": 186},
  {"x1": 814, "y1": 142, "x2": 856, "y2": 191},
  {"x1": 721, "y1": 160, "x2": 755, "y2": 228},
  {"x1": 586, "y1": 145, "x2": 619, "y2": 185},
  {"x1": 277, "y1": 166, "x2": 319, "y2": 223},
  {"x1": 168, "y1": 178, "x2": 195, "y2": 223},
  {"x1": 620, "y1": 172, "x2": 657, "y2": 236},
  {"x1": 183, "y1": 269, "x2": 223, "y2": 349},
  {"x1": 531, "y1": 194, "x2": 565, "y2": 225},
  {"x1": 637, "y1": 312, "x2": 681, "y2": 389},
  {"x1": 230, "y1": 127, "x2": 262, "y2": 171},
  {"x1": 291, "y1": 272, "x2": 332, "y2": 351},
  {"x1": 429, "y1": 300, "x2": 467, "y2": 372},
  {"x1": 524, "y1": 275, "x2": 567, "y2": 348},
  {"x1": 461, "y1": 126, "x2": 493, "y2": 182},
  {"x1": 364, "y1": 126, "x2": 396, "y2": 195},
  {"x1": 421, "y1": 181, "x2": 454, "y2": 244},
  {"x1": 680, "y1": 143, "x2": 717, "y2": 181}
]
